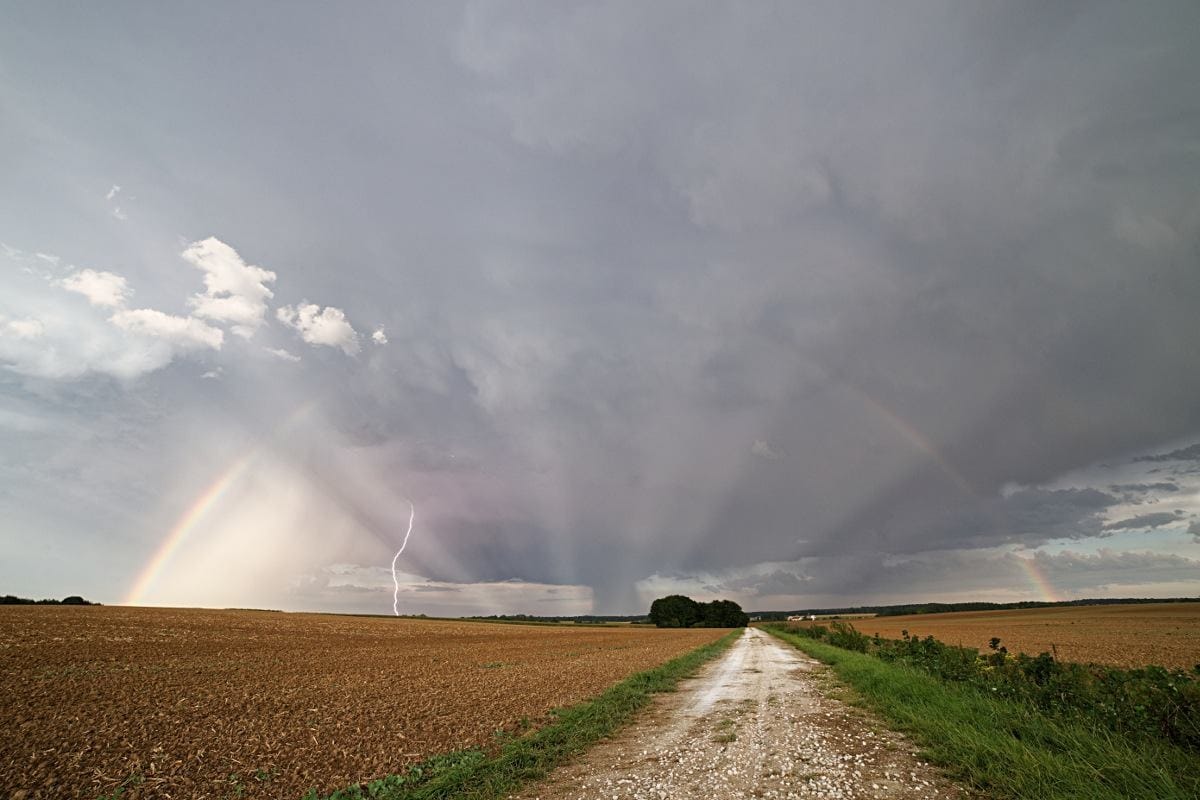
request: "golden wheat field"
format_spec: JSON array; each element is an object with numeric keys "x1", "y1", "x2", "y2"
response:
[
  {"x1": 0, "y1": 606, "x2": 724, "y2": 800},
  {"x1": 787, "y1": 602, "x2": 1200, "y2": 669}
]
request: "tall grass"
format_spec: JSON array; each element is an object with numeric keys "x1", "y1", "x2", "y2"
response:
[
  {"x1": 767, "y1": 627, "x2": 1200, "y2": 800},
  {"x1": 770, "y1": 620, "x2": 1200, "y2": 750},
  {"x1": 306, "y1": 629, "x2": 741, "y2": 800}
]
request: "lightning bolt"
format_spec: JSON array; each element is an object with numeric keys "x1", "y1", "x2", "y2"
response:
[{"x1": 391, "y1": 500, "x2": 416, "y2": 616}]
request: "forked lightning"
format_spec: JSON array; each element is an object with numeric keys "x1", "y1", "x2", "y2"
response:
[{"x1": 391, "y1": 501, "x2": 415, "y2": 616}]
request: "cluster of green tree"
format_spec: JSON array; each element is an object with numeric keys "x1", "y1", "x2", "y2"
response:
[
  {"x1": 1, "y1": 594, "x2": 96, "y2": 605},
  {"x1": 648, "y1": 595, "x2": 749, "y2": 628},
  {"x1": 751, "y1": 596, "x2": 1200, "y2": 620}
]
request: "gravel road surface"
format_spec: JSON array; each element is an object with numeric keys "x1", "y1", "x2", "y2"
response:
[{"x1": 514, "y1": 627, "x2": 961, "y2": 799}]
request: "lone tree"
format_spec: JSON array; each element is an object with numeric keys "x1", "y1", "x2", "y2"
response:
[{"x1": 649, "y1": 595, "x2": 748, "y2": 628}]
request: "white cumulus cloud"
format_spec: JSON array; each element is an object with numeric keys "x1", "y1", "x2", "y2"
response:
[
  {"x1": 2, "y1": 318, "x2": 46, "y2": 340},
  {"x1": 58, "y1": 269, "x2": 131, "y2": 308},
  {"x1": 372, "y1": 326, "x2": 388, "y2": 345},
  {"x1": 0, "y1": 308, "x2": 220, "y2": 381},
  {"x1": 182, "y1": 237, "x2": 276, "y2": 338},
  {"x1": 277, "y1": 303, "x2": 360, "y2": 355},
  {"x1": 109, "y1": 308, "x2": 224, "y2": 351},
  {"x1": 1, "y1": 243, "x2": 226, "y2": 380},
  {"x1": 265, "y1": 347, "x2": 301, "y2": 362}
]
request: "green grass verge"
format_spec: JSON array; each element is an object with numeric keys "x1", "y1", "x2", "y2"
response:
[
  {"x1": 766, "y1": 627, "x2": 1200, "y2": 800},
  {"x1": 305, "y1": 629, "x2": 742, "y2": 800}
]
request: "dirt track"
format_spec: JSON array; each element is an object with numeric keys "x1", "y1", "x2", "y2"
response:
[{"x1": 515, "y1": 628, "x2": 960, "y2": 800}]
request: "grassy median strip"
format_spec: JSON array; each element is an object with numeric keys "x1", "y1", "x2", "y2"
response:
[
  {"x1": 766, "y1": 627, "x2": 1200, "y2": 800},
  {"x1": 306, "y1": 629, "x2": 741, "y2": 800}
]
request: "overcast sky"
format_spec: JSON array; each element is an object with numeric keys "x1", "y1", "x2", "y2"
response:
[{"x1": 2, "y1": 1, "x2": 1199, "y2": 615}]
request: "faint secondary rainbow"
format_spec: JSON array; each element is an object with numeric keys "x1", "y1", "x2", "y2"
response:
[
  {"x1": 847, "y1": 382, "x2": 1063, "y2": 603},
  {"x1": 849, "y1": 386, "x2": 978, "y2": 499},
  {"x1": 123, "y1": 402, "x2": 317, "y2": 606}
]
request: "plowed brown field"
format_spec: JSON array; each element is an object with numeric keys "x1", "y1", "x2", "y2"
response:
[
  {"x1": 786, "y1": 602, "x2": 1200, "y2": 669},
  {"x1": 0, "y1": 607, "x2": 724, "y2": 800}
]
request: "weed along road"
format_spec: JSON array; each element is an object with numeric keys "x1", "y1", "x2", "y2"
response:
[{"x1": 515, "y1": 628, "x2": 959, "y2": 800}]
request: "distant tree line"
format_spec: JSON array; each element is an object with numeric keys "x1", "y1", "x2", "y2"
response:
[
  {"x1": 750, "y1": 596, "x2": 1200, "y2": 621},
  {"x1": 1, "y1": 594, "x2": 96, "y2": 605},
  {"x1": 470, "y1": 613, "x2": 651, "y2": 624},
  {"x1": 648, "y1": 595, "x2": 749, "y2": 628}
]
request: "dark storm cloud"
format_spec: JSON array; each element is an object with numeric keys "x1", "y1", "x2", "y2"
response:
[
  {"x1": 998, "y1": 489, "x2": 1121, "y2": 542},
  {"x1": 692, "y1": 481, "x2": 1121, "y2": 569},
  {"x1": 1134, "y1": 444, "x2": 1200, "y2": 463},
  {"x1": 408, "y1": 516, "x2": 565, "y2": 585},
  {"x1": 2, "y1": 2, "x2": 1200, "y2": 611},
  {"x1": 745, "y1": 548, "x2": 1200, "y2": 604},
  {"x1": 1103, "y1": 511, "x2": 1186, "y2": 531},
  {"x1": 711, "y1": 570, "x2": 812, "y2": 598},
  {"x1": 445, "y1": 1, "x2": 1200, "y2": 601},
  {"x1": 1109, "y1": 482, "x2": 1180, "y2": 494},
  {"x1": 407, "y1": 584, "x2": 461, "y2": 594}
]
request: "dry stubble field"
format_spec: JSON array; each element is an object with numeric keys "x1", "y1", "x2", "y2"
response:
[
  {"x1": 788, "y1": 602, "x2": 1200, "y2": 669},
  {"x1": 0, "y1": 607, "x2": 724, "y2": 800}
]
